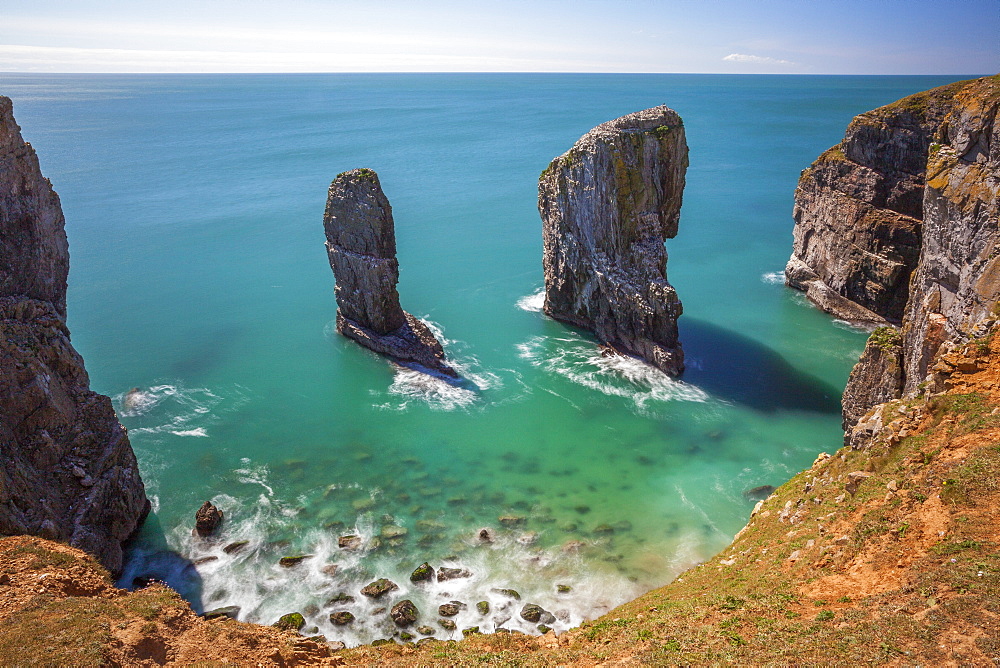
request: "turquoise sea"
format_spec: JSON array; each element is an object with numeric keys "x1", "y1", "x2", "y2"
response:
[{"x1": 2, "y1": 73, "x2": 972, "y2": 644}]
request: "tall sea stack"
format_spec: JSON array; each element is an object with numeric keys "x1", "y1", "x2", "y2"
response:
[
  {"x1": 786, "y1": 76, "x2": 1000, "y2": 431},
  {"x1": 539, "y1": 106, "x2": 688, "y2": 376},
  {"x1": 323, "y1": 168, "x2": 455, "y2": 376},
  {"x1": 0, "y1": 96, "x2": 148, "y2": 574}
]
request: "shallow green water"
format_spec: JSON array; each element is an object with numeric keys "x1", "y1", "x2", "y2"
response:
[{"x1": 2, "y1": 73, "x2": 970, "y2": 643}]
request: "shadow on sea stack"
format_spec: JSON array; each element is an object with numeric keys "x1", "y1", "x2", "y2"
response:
[
  {"x1": 538, "y1": 106, "x2": 688, "y2": 376},
  {"x1": 323, "y1": 168, "x2": 457, "y2": 378}
]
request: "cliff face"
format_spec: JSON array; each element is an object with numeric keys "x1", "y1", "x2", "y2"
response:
[
  {"x1": 539, "y1": 106, "x2": 688, "y2": 376},
  {"x1": 786, "y1": 79, "x2": 970, "y2": 323},
  {"x1": 789, "y1": 76, "x2": 1000, "y2": 426},
  {"x1": 0, "y1": 96, "x2": 148, "y2": 575},
  {"x1": 323, "y1": 168, "x2": 455, "y2": 377}
]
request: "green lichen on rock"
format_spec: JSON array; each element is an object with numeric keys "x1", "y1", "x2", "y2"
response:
[
  {"x1": 870, "y1": 326, "x2": 902, "y2": 350},
  {"x1": 273, "y1": 612, "x2": 305, "y2": 631}
]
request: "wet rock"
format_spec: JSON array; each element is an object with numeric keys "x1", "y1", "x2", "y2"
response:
[
  {"x1": 437, "y1": 567, "x2": 471, "y2": 581},
  {"x1": 386, "y1": 600, "x2": 416, "y2": 627},
  {"x1": 327, "y1": 592, "x2": 355, "y2": 606},
  {"x1": 222, "y1": 541, "x2": 249, "y2": 555},
  {"x1": 520, "y1": 603, "x2": 554, "y2": 623},
  {"x1": 417, "y1": 625, "x2": 435, "y2": 636},
  {"x1": 476, "y1": 601, "x2": 490, "y2": 615},
  {"x1": 274, "y1": 612, "x2": 305, "y2": 631},
  {"x1": 492, "y1": 588, "x2": 521, "y2": 600},
  {"x1": 556, "y1": 584, "x2": 572, "y2": 593},
  {"x1": 361, "y1": 578, "x2": 399, "y2": 599},
  {"x1": 537, "y1": 624, "x2": 552, "y2": 634},
  {"x1": 327, "y1": 640, "x2": 347, "y2": 651},
  {"x1": 438, "y1": 619, "x2": 457, "y2": 631},
  {"x1": 195, "y1": 501, "x2": 223, "y2": 538},
  {"x1": 462, "y1": 627, "x2": 481, "y2": 637},
  {"x1": 438, "y1": 601, "x2": 466, "y2": 617},
  {"x1": 399, "y1": 631, "x2": 414, "y2": 641},
  {"x1": 338, "y1": 535, "x2": 362, "y2": 550},
  {"x1": 278, "y1": 554, "x2": 312, "y2": 568},
  {"x1": 193, "y1": 556, "x2": 218, "y2": 566},
  {"x1": 323, "y1": 168, "x2": 456, "y2": 376},
  {"x1": 203, "y1": 606, "x2": 241, "y2": 620},
  {"x1": 321, "y1": 564, "x2": 339, "y2": 577},
  {"x1": 410, "y1": 562, "x2": 435, "y2": 583},
  {"x1": 329, "y1": 611, "x2": 355, "y2": 625},
  {"x1": 539, "y1": 106, "x2": 688, "y2": 376},
  {"x1": 555, "y1": 610, "x2": 571, "y2": 623},
  {"x1": 476, "y1": 527, "x2": 495, "y2": 543}
]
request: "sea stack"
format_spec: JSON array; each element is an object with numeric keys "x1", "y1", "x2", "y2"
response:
[
  {"x1": 786, "y1": 76, "x2": 1000, "y2": 432},
  {"x1": 323, "y1": 168, "x2": 456, "y2": 376},
  {"x1": 0, "y1": 96, "x2": 148, "y2": 574},
  {"x1": 539, "y1": 106, "x2": 688, "y2": 376}
]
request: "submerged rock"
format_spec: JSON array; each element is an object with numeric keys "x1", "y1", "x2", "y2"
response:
[
  {"x1": 360, "y1": 578, "x2": 399, "y2": 599},
  {"x1": 437, "y1": 567, "x2": 471, "y2": 581},
  {"x1": 743, "y1": 485, "x2": 776, "y2": 501},
  {"x1": 391, "y1": 599, "x2": 419, "y2": 626},
  {"x1": 323, "y1": 168, "x2": 456, "y2": 376},
  {"x1": 539, "y1": 106, "x2": 688, "y2": 376},
  {"x1": 194, "y1": 501, "x2": 223, "y2": 538}
]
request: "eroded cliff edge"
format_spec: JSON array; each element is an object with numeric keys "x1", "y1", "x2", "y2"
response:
[
  {"x1": 786, "y1": 76, "x2": 1000, "y2": 429},
  {"x1": 0, "y1": 96, "x2": 148, "y2": 575},
  {"x1": 539, "y1": 106, "x2": 688, "y2": 376},
  {"x1": 323, "y1": 168, "x2": 455, "y2": 377}
]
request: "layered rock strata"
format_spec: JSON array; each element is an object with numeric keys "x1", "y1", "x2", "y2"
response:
[
  {"x1": 539, "y1": 106, "x2": 688, "y2": 376},
  {"x1": 323, "y1": 168, "x2": 455, "y2": 377},
  {"x1": 789, "y1": 76, "x2": 1000, "y2": 427},
  {"x1": 785, "y1": 79, "x2": 975, "y2": 323},
  {"x1": 0, "y1": 96, "x2": 148, "y2": 574}
]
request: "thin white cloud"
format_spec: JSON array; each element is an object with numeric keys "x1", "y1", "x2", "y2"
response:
[{"x1": 723, "y1": 53, "x2": 794, "y2": 65}]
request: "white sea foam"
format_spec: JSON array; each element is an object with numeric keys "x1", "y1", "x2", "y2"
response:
[
  {"x1": 761, "y1": 270, "x2": 785, "y2": 285},
  {"x1": 235, "y1": 458, "x2": 275, "y2": 497},
  {"x1": 517, "y1": 335, "x2": 709, "y2": 412},
  {"x1": 516, "y1": 288, "x2": 546, "y2": 312},
  {"x1": 169, "y1": 427, "x2": 209, "y2": 437}
]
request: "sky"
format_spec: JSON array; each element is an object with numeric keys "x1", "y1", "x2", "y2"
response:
[{"x1": 1, "y1": 0, "x2": 997, "y2": 74}]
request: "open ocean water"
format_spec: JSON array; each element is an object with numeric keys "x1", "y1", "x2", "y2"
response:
[{"x1": 2, "y1": 73, "x2": 973, "y2": 644}]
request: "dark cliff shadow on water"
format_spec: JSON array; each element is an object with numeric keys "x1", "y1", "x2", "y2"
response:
[
  {"x1": 680, "y1": 318, "x2": 842, "y2": 414},
  {"x1": 117, "y1": 512, "x2": 206, "y2": 613}
]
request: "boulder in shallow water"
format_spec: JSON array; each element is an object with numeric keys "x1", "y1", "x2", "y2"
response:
[
  {"x1": 361, "y1": 578, "x2": 398, "y2": 599},
  {"x1": 438, "y1": 601, "x2": 466, "y2": 617},
  {"x1": 327, "y1": 592, "x2": 355, "y2": 606},
  {"x1": 278, "y1": 554, "x2": 312, "y2": 568},
  {"x1": 437, "y1": 567, "x2": 471, "y2": 581},
  {"x1": 338, "y1": 534, "x2": 362, "y2": 550},
  {"x1": 520, "y1": 603, "x2": 555, "y2": 624},
  {"x1": 194, "y1": 501, "x2": 223, "y2": 537},
  {"x1": 222, "y1": 540, "x2": 249, "y2": 555},
  {"x1": 202, "y1": 605, "x2": 240, "y2": 620},
  {"x1": 438, "y1": 618, "x2": 457, "y2": 631},
  {"x1": 476, "y1": 527, "x2": 495, "y2": 543},
  {"x1": 391, "y1": 599, "x2": 419, "y2": 626},
  {"x1": 410, "y1": 561, "x2": 434, "y2": 583},
  {"x1": 329, "y1": 611, "x2": 355, "y2": 625},
  {"x1": 274, "y1": 612, "x2": 305, "y2": 631},
  {"x1": 416, "y1": 625, "x2": 435, "y2": 636},
  {"x1": 492, "y1": 588, "x2": 521, "y2": 600}
]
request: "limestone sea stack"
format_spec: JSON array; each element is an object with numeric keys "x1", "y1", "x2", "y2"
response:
[
  {"x1": 323, "y1": 168, "x2": 456, "y2": 377},
  {"x1": 0, "y1": 96, "x2": 148, "y2": 574},
  {"x1": 539, "y1": 106, "x2": 688, "y2": 376}
]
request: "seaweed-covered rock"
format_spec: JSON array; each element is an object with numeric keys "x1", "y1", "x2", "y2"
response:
[
  {"x1": 539, "y1": 106, "x2": 688, "y2": 376},
  {"x1": 476, "y1": 601, "x2": 490, "y2": 615},
  {"x1": 329, "y1": 611, "x2": 355, "y2": 625},
  {"x1": 520, "y1": 603, "x2": 555, "y2": 624},
  {"x1": 203, "y1": 606, "x2": 241, "y2": 620},
  {"x1": 274, "y1": 612, "x2": 305, "y2": 631},
  {"x1": 361, "y1": 578, "x2": 398, "y2": 599},
  {"x1": 278, "y1": 554, "x2": 311, "y2": 568},
  {"x1": 438, "y1": 601, "x2": 465, "y2": 617},
  {"x1": 410, "y1": 561, "x2": 434, "y2": 583},
  {"x1": 391, "y1": 599, "x2": 419, "y2": 626},
  {"x1": 438, "y1": 619, "x2": 457, "y2": 631},
  {"x1": 327, "y1": 592, "x2": 355, "y2": 606},
  {"x1": 492, "y1": 588, "x2": 521, "y2": 600},
  {"x1": 416, "y1": 625, "x2": 435, "y2": 636}
]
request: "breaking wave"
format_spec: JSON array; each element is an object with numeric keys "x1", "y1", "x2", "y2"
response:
[{"x1": 516, "y1": 289, "x2": 546, "y2": 312}]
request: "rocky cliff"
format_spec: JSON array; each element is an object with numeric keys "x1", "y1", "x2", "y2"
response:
[
  {"x1": 539, "y1": 106, "x2": 688, "y2": 376},
  {"x1": 0, "y1": 96, "x2": 148, "y2": 575},
  {"x1": 323, "y1": 168, "x2": 455, "y2": 377},
  {"x1": 788, "y1": 76, "x2": 1000, "y2": 427}
]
